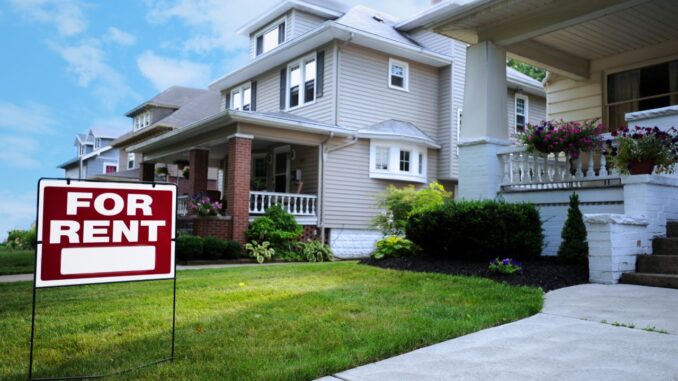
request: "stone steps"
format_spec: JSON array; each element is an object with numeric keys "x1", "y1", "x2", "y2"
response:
[
  {"x1": 667, "y1": 221, "x2": 678, "y2": 238},
  {"x1": 652, "y1": 238, "x2": 678, "y2": 255},
  {"x1": 621, "y1": 221, "x2": 678, "y2": 289},
  {"x1": 636, "y1": 255, "x2": 678, "y2": 274},
  {"x1": 620, "y1": 273, "x2": 678, "y2": 289}
]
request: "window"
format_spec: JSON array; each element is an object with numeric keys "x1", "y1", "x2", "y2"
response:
[
  {"x1": 79, "y1": 144, "x2": 85, "y2": 156},
  {"x1": 104, "y1": 163, "x2": 117, "y2": 174},
  {"x1": 375, "y1": 147, "x2": 390, "y2": 170},
  {"x1": 133, "y1": 111, "x2": 151, "y2": 131},
  {"x1": 94, "y1": 138, "x2": 101, "y2": 149},
  {"x1": 515, "y1": 94, "x2": 528, "y2": 132},
  {"x1": 230, "y1": 83, "x2": 252, "y2": 111},
  {"x1": 251, "y1": 154, "x2": 267, "y2": 190},
  {"x1": 399, "y1": 150, "x2": 411, "y2": 172},
  {"x1": 606, "y1": 59, "x2": 678, "y2": 129},
  {"x1": 286, "y1": 54, "x2": 316, "y2": 109},
  {"x1": 127, "y1": 153, "x2": 135, "y2": 170},
  {"x1": 418, "y1": 153, "x2": 423, "y2": 175},
  {"x1": 389, "y1": 58, "x2": 409, "y2": 91},
  {"x1": 255, "y1": 18, "x2": 285, "y2": 56}
]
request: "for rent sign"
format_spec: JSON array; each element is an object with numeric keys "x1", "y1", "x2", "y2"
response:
[{"x1": 35, "y1": 179, "x2": 176, "y2": 288}]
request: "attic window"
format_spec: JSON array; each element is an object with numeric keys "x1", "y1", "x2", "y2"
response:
[
  {"x1": 255, "y1": 18, "x2": 286, "y2": 56},
  {"x1": 372, "y1": 15, "x2": 384, "y2": 23}
]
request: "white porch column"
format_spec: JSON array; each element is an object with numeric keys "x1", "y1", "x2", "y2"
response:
[{"x1": 458, "y1": 41, "x2": 511, "y2": 199}]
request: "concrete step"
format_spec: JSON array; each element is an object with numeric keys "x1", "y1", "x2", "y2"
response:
[
  {"x1": 637, "y1": 255, "x2": 678, "y2": 274},
  {"x1": 652, "y1": 238, "x2": 678, "y2": 255},
  {"x1": 668, "y1": 221, "x2": 678, "y2": 238},
  {"x1": 620, "y1": 273, "x2": 678, "y2": 289}
]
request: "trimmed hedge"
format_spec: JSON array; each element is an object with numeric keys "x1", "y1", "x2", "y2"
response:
[
  {"x1": 177, "y1": 234, "x2": 242, "y2": 261},
  {"x1": 406, "y1": 200, "x2": 544, "y2": 261}
]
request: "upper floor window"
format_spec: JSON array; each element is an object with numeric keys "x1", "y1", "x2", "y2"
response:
[
  {"x1": 389, "y1": 58, "x2": 409, "y2": 91},
  {"x1": 255, "y1": 18, "x2": 285, "y2": 56},
  {"x1": 94, "y1": 138, "x2": 101, "y2": 149},
  {"x1": 134, "y1": 111, "x2": 151, "y2": 131},
  {"x1": 231, "y1": 83, "x2": 252, "y2": 111},
  {"x1": 79, "y1": 144, "x2": 85, "y2": 156},
  {"x1": 287, "y1": 54, "x2": 316, "y2": 109},
  {"x1": 515, "y1": 94, "x2": 528, "y2": 132},
  {"x1": 127, "y1": 153, "x2": 135, "y2": 170}
]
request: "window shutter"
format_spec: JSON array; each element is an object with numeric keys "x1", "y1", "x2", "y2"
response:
[
  {"x1": 225, "y1": 92, "x2": 231, "y2": 110},
  {"x1": 279, "y1": 68, "x2": 287, "y2": 110},
  {"x1": 251, "y1": 81, "x2": 258, "y2": 111},
  {"x1": 316, "y1": 50, "x2": 325, "y2": 98},
  {"x1": 278, "y1": 23, "x2": 286, "y2": 44},
  {"x1": 256, "y1": 35, "x2": 263, "y2": 56}
]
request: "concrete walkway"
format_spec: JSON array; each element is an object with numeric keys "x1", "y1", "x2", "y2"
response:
[{"x1": 319, "y1": 284, "x2": 678, "y2": 381}]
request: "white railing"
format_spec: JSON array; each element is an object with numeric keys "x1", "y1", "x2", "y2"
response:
[
  {"x1": 498, "y1": 145, "x2": 621, "y2": 191},
  {"x1": 249, "y1": 191, "x2": 317, "y2": 216},
  {"x1": 177, "y1": 195, "x2": 189, "y2": 216}
]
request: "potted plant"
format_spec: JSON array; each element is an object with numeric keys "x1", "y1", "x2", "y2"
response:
[
  {"x1": 517, "y1": 119, "x2": 603, "y2": 159},
  {"x1": 189, "y1": 193, "x2": 222, "y2": 217},
  {"x1": 155, "y1": 166, "x2": 169, "y2": 177},
  {"x1": 605, "y1": 126, "x2": 678, "y2": 175}
]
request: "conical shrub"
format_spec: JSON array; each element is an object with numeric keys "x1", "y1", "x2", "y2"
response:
[{"x1": 558, "y1": 193, "x2": 589, "y2": 263}]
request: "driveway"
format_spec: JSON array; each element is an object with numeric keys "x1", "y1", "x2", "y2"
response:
[{"x1": 319, "y1": 284, "x2": 678, "y2": 381}]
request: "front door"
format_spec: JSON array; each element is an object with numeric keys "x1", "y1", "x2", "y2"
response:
[{"x1": 274, "y1": 147, "x2": 290, "y2": 193}]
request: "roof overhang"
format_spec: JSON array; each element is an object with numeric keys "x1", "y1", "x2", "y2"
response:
[
  {"x1": 58, "y1": 157, "x2": 79, "y2": 169},
  {"x1": 209, "y1": 21, "x2": 452, "y2": 91},
  {"x1": 236, "y1": 0, "x2": 344, "y2": 36},
  {"x1": 506, "y1": 71, "x2": 545, "y2": 97},
  {"x1": 357, "y1": 131, "x2": 441, "y2": 149},
  {"x1": 125, "y1": 103, "x2": 179, "y2": 118},
  {"x1": 111, "y1": 125, "x2": 174, "y2": 148}
]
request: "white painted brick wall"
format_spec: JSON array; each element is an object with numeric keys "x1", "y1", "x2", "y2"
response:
[
  {"x1": 623, "y1": 175, "x2": 678, "y2": 250},
  {"x1": 330, "y1": 229, "x2": 382, "y2": 259},
  {"x1": 458, "y1": 139, "x2": 510, "y2": 200}
]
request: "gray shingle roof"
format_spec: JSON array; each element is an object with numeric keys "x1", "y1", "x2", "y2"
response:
[
  {"x1": 358, "y1": 119, "x2": 439, "y2": 147},
  {"x1": 335, "y1": 5, "x2": 419, "y2": 47},
  {"x1": 154, "y1": 90, "x2": 221, "y2": 129},
  {"x1": 125, "y1": 86, "x2": 208, "y2": 117}
]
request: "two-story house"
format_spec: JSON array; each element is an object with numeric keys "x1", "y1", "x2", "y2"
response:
[
  {"x1": 127, "y1": 0, "x2": 547, "y2": 257},
  {"x1": 58, "y1": 128, "x2": 121, "y2": 179}
]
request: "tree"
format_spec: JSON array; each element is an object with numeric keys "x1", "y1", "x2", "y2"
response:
[
  {"x1": 507, "y1": 58, "x2": 547, "y2": 82},
  {"x1": 558, "y1": 193, "x2": 589, "y2": 263}
]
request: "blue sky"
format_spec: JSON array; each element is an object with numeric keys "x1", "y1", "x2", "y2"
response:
[{"x1": 0, "y1": 0, "x2": 434, "y2": 239}]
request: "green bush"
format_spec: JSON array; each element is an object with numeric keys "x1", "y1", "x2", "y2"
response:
[
  {"x1": 221, "y1": 240, "x2": 243, "y2": 259},
  {"x1": 558, "y1": 193, "x2": 589, "y2": 264},
  {"x1": 371, "y1": 236, "x2": 419, "y2": 260},
  {"x1": 5, "y1": 227, "x2": 37, "y2": 250},
  {"x1": 406, "y1": 200, "x2": 544, "y2": 261},
  {"x1": 176, "y1": 234, "x2": 203, "y2": 260},
  {"x1": 202, "y1": 237, "x2": 228, "y2": 260},
  {"x1": 372, "y1": 182, "x2": 451, "y2": 236},
  {"x1": 246, "y1": 205, "x2": 302, "y2": 257},
  {"x1": 297, "y1": 240, "x2": 334, "y2": 262}
]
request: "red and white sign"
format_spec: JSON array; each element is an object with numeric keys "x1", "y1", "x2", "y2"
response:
[{"x1": 36, "y1": 179, "x2": 176, "y2": 288}]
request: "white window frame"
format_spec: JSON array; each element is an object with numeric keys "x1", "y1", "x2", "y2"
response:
[
  {"x1": 133, "y1": 111, "x2": 151, "y2": 131},
  {"x1": 369, "y1": 140, "x2": 427, "y2": 183},
  {"x1": 514, "y1": 94, "x2": 528, "y2": 132},
  {"x1": 374, "y1": 146, "x2": 390, "y2": 171},
  {"x1": 254, "y1": 17, "x2": 286, "y2": 57},
  {"x1": 286, "y1": 53, "x2": 317, "y2": 110},
  {"x1": 127, "y1": 152, "x2": 136, "y2": 170},
  {"x1": 230, "y1": 82, "x2": 252, "y2": 111},
  {"x1": 399, "y1": 149, "x2": 411, "y2": 173},
  {"x1": 388, "y1": 58, "x2": 409, "y2": 92},
  {"x1": 102, "y1": 162, "x2": 118, "y2": 174}
]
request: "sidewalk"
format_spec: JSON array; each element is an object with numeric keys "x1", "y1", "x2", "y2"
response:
[{"x1": 319, "y1": 284, "x2": 678, "y2": 381}]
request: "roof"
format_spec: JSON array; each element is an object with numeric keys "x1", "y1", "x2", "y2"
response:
[
  {"x1": 506, "y1": 67, "x2": 544, "y2": 96},
  {"x1": 335, "y1": 5, "x2": 415, "y2": 46},
  {"x1": 125, "y1": 86, "x2": 208, "y2": 117},
  {"x1": 58, "y1": 157, "x2": 79, "y2": 169},
  {"x1": 92, "y1": 168, "x2": 140, "y2": 182},
  {"x1": 237, "y1": 0, "x2": 350, "y2": 35},
  {"x1": 88, "y1": 127, "x2": 126, "y2": 139},
  {"x1": 153, "y1": 90, "x2": 221, "y2": 129},
  {"x1": 357, "y1": 119, "x2": 440, "y2": 148}
]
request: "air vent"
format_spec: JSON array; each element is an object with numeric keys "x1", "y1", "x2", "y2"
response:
[{"x1": 372, "y1": 15, "x2": 384, "y2": 23}]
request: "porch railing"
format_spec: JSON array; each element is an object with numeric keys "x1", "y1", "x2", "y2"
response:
[
  {"x1": 177, "y1": 195, "x2": 189, "y2": 216},
  {"x1": 497, "y1": 145, "x2": 621, "y2": 191},
  {"x1": 249, "y1": 191, "x2": 317, "y2": 216}
]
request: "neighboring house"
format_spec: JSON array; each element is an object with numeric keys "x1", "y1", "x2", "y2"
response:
[
  {"x1": 58, "y1": 128, "x2": 121, "y2": 179},
  {"x1": 105, "y1": 86, "x2": 220, "y2": 192},
  {"x1": 126, "y1": 0, "x2": 546, "y2": 256},
  {"x1": 402, "y1": 0, "x2": 678, "y2": 284}
]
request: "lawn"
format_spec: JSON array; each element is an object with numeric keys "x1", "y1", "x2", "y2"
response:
[
  {"x1": 0, "y1": 262, "x2": 543, "y2": 380},
  {"x1": 0, "y1": 247, "x2": 34, "y2": 275}
]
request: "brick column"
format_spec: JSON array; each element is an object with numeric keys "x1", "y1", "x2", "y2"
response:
[
  {"x1": 188, "y1": 149, "x2": 209, "y2": 198},
  {"x1": 226, "y1": 134, "x2": 252, "y2": 244},
  {"x1": 140, "y1": 162, "x2": 155, "y2": 182}
]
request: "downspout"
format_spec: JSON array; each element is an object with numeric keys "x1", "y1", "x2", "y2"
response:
[{"x1": 320, "y1": 134, "x2": 358, "y2": 244}]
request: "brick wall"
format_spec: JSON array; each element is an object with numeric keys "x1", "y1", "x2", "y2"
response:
[
  {"x1": 193, "y1": 217, "x2": 232, "y2": 240},
  {"x1": 226, "y1": 136, "x2": 252, "y2": 243},
  {"x1": 189, "y1": 149, "x2": 209, "y2": 198}
]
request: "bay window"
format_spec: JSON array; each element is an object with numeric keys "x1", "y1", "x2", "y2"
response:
[
  {"x1": 369, "y1": 140, "x2": 427, "y2": 183},
  {"x1": 286, "y1": 54, "x2": 316, "y2": 109}
]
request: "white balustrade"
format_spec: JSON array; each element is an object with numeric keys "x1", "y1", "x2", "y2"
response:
[
  {"x1": 497, "y1": 145, "x2": 621, "y2": 191},
  {"x1": 249, "y1": 191, "x2": 318, "y2": 216}
]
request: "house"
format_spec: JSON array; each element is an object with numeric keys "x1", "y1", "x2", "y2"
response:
[
  {"x1": 125, "y1": 0, "x2": 546, "y2": 256},
  {"x1": 401, "y1": 0, "x2": 678, "y2": 284},
  {"x1": 58, "y1": 128, "x2": 121, "y2": 179}
]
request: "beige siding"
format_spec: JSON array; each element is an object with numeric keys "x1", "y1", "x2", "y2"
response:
[
  {"x1": 323, "y1": 139, "x2": 438, "y2": 229},
  {"x1": 408, "y1": 29, "x2": 453, "y2": 57},
  {"x1": 289, "y1": 10, "x2": 325, "y2": 39}
]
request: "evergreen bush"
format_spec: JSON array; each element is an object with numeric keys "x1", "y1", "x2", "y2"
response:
[{"x1": 557, "y1": 193, "x2": 589, "y2": 263}]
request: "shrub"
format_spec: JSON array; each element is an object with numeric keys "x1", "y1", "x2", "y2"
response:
[
  {"x1": 488, "y1": 258, "x2": 523, "y2": 275},
  {"x1": 558, "y1": 193, "x2": 589, "y2": 264},
  {"x1": 406, "y1": 200, "x2": 543, "y2": 261},
  {"x1": 222, "y1": 240, "x2": 243, "y2": 259},
  {"x1": 176, "y1": 234, "x2": 203, "y2": 260},
  {"x1": 5, "y1": 227, "x2": 37, "y2": 250},
  {"x1": 372, "y1": 182, "x2": 452, "y2": 236},
  {"x1": 371, "y1": 236, "x2": 419, "y2": 260},
  {"x1": 246, "y1": 205, "x2": 302, "y2": 257},
  {"x1": 245, "y1": 240, "x2": 275, "y2": 263},
  {"x1": 297, "y1": 240, "x2": 334, "y2": 262}
]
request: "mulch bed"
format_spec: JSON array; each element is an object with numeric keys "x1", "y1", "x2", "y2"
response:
[{"x1": 359, "y1": 256, "x2": 588, "y2": 292}]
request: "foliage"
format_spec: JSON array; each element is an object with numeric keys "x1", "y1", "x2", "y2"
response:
[
  {"x1": 4, "y1": 227, "x2": 37, "y2": 250},
  {"x1": 488, "y1": 258, "x2": 523, "y2": 275},
  {"x1": 507, "y1": 58, "x2": 547, "y2": 81},
  {"x1": 604, "y1": 126, "x2": 678, "y2": 175},
  {"x1": 296, "y1": 240, "x2": 334, "y2": 262},
  {"x1": 558, "y1": 193, "x2": 589, "y2": 264},
  {"x1": 0, "y1": 247, "x2": 35, "y2": 275},
  {"x1": 245, "y1": 240, "x2": 275, "y2": 263},
  {"x1": 371, "y1": 236, "x2": 419, "y2": 260},
  {"x1": 372, "y1": 182, "x2": 452, "y2": 236},
  {"x1": 246, "y1": 204, "x2": 302, "y2": 257},
  {"x1": 516, "y1": 119, "x2": 603, "y2": 158},
  {"x1": 176, "y1": 234, "x2": 203, "y2": 261},
  {"x1": 155, "y1": 166, "x2": 169, "y2": 176},
  {"x1": 189, "y1": 193, "x2": 222, "y2": 217},
  {"x1": 202, "y1": 237, "x2": 242, "y2": 260},
  {"x1": 406, "y1": 200, "x2": 544, "y2": 261}
]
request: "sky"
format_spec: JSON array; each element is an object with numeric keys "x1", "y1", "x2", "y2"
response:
[{"x1": 0, "y1": 0, "x2": 437, "y2": 240}]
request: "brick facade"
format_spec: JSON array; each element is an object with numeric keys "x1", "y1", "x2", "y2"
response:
[
  {"x1": 188, "y1": 149, "x2": 209, "y2": 198},
  {"x1": 193, "y1": 217, "x2": 232, "y2": 240},
  {"x1": 226, "y1": 135, "x2": 252, "y2": 243}
]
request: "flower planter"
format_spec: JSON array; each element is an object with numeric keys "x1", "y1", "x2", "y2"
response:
[{"x1": 628, "y1": 161, "x2": 655, "y2": 175}]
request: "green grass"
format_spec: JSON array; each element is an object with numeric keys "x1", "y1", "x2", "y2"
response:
[
  {"x1": 0, "y1": 262, "x2": 543, "y2": 380},
  {"x1": 0, "y1": 247, "x2": 34, "y2": 275}
]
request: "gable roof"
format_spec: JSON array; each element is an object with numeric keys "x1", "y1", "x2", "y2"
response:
[
  {"x1": 125, "y1": 86, "x2": 208, "y2": 117},
  {"x1": 237, "y1": 0, "x2": 350, "y2": 36},
  {"x1": 357, "y1": 119, "x2": 440, "y2": 148},
  {"x1": 506, "y1": 67, "x2": 544, "y2": 96}
]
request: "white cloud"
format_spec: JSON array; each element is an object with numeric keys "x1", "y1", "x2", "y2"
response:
[
  {"x1": 0, "y1": 191, "x2": 37, "y2": 241},
  {"x1": 8, "y1": 0, "x2": 87, "y2": 36},
  {"x1": 137, "y1": 50, "x2": 211, "y2": 91},
  {"x1": 0, "y1": 101, "x2": 57, "y2": 134},
  {"x1": 0, "y1": 135, "x2": 42, "y2": 169},
  {"x1": 103, "y1": 27, "x2": 137, "y2": 46}
]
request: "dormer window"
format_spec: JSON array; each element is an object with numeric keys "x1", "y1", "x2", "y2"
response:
[
  {"x1": 95, "y1": 138, "x2": 101, "y2": 149},
  {"x1": 230, "y1": 83, "x2": 252, "y2": 111},
  {"x1": 133, "y1": 111, "x2": 151, "y2": 131},
  {"x1": 79, "y1": 144, "x2": 85, "y2": 156},
  {"x1": 255, "y1": 18, "x2": 285, "y2": 56}
]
